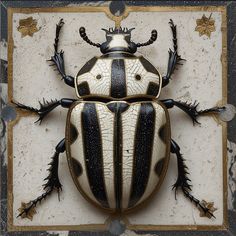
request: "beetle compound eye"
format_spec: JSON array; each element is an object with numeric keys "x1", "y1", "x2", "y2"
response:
[
  {"x1": 135, "y1": 74, "x2": 141, "y2": 80},
  {"x1": 96, "y1": 74, "x2": 102, "y2": 80}
]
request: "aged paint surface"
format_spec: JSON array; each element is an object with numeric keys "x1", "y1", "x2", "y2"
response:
[
  {"x1": 11, "y1": 10, "x2": 224, "y2": 227},
  {"x1": 1, "y1": 1, "x2": 236, "y2": 236}
]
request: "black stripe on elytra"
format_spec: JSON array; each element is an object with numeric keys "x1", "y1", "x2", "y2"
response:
[
  {"x1": 110, "y1": 59, "x2": 127, "y2": 98},
  {"x1": 77, "y1": 57, "x2": 97, "y2": 76},
  {"x1": 77, "y1": 81, "x2": 90, "y2": 96},
  {"x1": 81, "y1": 103, "x2": 109, "y2": 208},
  {"x1": 107, "y1": 102, "x2": 129, "y2": 210},
  {"x1": 139, "y1": 56, "x2": 159, "y2": 75},
  {"x1": 128, "y1": 103, "x2": 156, "y2": 208},
  {"x1": 147, "y1": 82, "x2": 160, "y2": 97}
]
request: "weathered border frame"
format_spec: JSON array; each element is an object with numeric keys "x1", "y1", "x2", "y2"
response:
[
  {"x1": 7, "y1": 5, "x2": 227, "y2": 232},
  {"x1": 0, "y1": 0, "x2": 236, "y2": 236}
]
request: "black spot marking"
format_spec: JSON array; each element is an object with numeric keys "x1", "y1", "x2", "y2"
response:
[
  {"x1": 159, "y1": 124, "x2": 167, "y2": 143},
  {"x1": 96, "y1": 74, "x2": 102, "y2": 80},
  {"x1": 139, "y1": 56, "x2": 159, "y2": 75},
  {"x1": 77, "y1": 81, "x2": 90, "y2": 96},
  {"x1": 135, "y1": 74, "x2": 141, "y2": 80},
  {"x1": 77, "y1": 57, "x2": 97, "y2": 76},
  {"x1": 147, "y1": 82, "x2": 159, "y2": 97},
  {"x1": 70, "y1": 123, "x2": 79, "y2": 145},
  {"x1": 71, "y1": 158, "x2": 82, "y2": 177},
  {"x1": 154, "y1": 158, "x2": 165, "y2": 177}
]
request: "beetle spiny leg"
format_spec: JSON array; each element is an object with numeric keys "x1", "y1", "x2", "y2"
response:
[
  {"x1": 54, "y1": 19, "x2": 64, "y2": 53},
  {"x1": 17, "y1": 188, "x2": 53, "y2": 219},
  {"x1": 171, "y1": 148, "x2": 192, "y2": 200},
  {"x1": 42, "y1": 151, "x2": 62, "y2": 200},
  {"x1": 182, "y1": 188, "x2": 216, "y2": 218},
  {"x1": 12, "y1": 101, "x2": 38, "y2": 113}
]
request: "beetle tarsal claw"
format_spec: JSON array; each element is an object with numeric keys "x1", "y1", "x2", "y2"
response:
[
  {"x1": 199, "y1": 200, "x2": 217, "y2": 218},
  {"x1": 17, "y1": 202, "x2": 36, "y2": 220}
]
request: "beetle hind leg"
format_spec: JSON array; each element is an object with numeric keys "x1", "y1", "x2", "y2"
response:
[
  {"x1": 171, "y1": 140, "x2": 192, "y2": 199},
  {"x1": 18, "y1": 139, "x2": 65, "y2": 220},
  {"x1": 43, "y1": 139, "x2": 65, "y2": 197},
  {"x1": 171, "y1": 139, "x2": 216, "y2": 218}
]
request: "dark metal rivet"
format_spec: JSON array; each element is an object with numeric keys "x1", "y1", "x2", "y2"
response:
[
  {"x1": 108, "y1": 219, "x2": 126, "y2": 235},
  {"x1": 1, "y1": 105, "x2": 17, "y2": 122},
  {"x1": 109, "y1": 1, "x2": 126, "y2": 17}
]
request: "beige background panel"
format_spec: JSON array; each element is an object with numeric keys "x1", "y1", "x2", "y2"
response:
[{"x1": 10, "y1": 8, "x2": 226, "y2": 229}]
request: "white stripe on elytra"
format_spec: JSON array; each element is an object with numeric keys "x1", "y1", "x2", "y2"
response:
[
  {"x1": 96, "y1": 103, "x2": 116, "y2": 209},
  {"x1": 121, "y1": 103, "x2": 140, "y2": 209}
]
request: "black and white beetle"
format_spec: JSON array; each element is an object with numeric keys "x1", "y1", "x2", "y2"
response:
[{"x1": 14, "y1": 18, "x2": 224, "y2": 220}]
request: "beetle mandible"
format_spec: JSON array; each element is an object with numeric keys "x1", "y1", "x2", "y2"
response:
[{"x1": 14, "y1": 18, "x2": 224, "y2": 220}]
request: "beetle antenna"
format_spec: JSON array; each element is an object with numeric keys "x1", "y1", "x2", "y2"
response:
[
  {"x1": 136, "y1": 29, "x2": 158, "y2": 48},
  {"x1": 79, "y1": 27, "x2": 101, "y2": 48}
]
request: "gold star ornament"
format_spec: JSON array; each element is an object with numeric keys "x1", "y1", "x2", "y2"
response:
[
  {"x1": 17, "y1": 17, "x2": 40, "y2": 37},
  {"x1": 195, "y1": 14, "x2": 216, "y2": 38},
  {"x1": 18, "y1": 202, "x2": 36, "y2": 220},
  {"x1": 199, "y1": 200, "x2": 217, "y2": 218}
]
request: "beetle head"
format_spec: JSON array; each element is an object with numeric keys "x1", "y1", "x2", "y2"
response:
[
  {"x1": 100, "y1": 27, "x2": 137, "y2": 54},
  {"x1": 79, "y1": 26, "x2": 157, "y2": 55}
]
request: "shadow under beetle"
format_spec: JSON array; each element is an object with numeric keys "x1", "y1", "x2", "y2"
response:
[{"x1": 14, "y1": 18, "x2": 224, "y2": 220}]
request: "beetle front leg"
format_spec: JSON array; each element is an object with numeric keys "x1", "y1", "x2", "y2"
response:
[
  {"x1": 161, "y1": 99, "x2": 225, "y2": 125},
  {"x1": 18, "y1": 139, "x2": 65, "y2": 220},
  {"x1": 12, "y1": 98, "x2": 76, "y2": 124},
  {"x1": 47, "y1": 19, "x2": 75, "y2": 88},
  {"x1": 162, "y1": 19, "x2": 185, "y2": 88},
  {"x1": 171, "y1": 139, "x2": 216, "y2": 218}
]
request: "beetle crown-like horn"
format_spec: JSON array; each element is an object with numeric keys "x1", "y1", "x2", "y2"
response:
[{"x1": 102, "y1": 27, "x2": 135, "y2": 34}]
